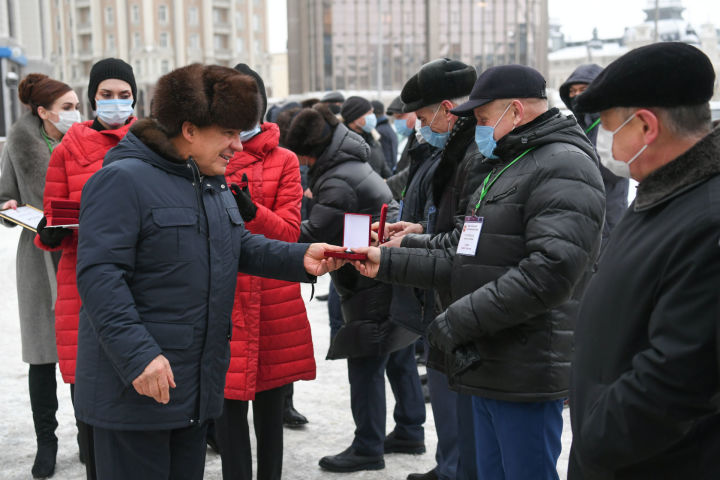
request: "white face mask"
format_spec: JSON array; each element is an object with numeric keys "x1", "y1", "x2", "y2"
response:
[
  {"x1": 50, "y1": 110, "x2": 82, "y2": 134},
  {"x1": 595, "y1": 112, "x2": 648, "y2": 179}
]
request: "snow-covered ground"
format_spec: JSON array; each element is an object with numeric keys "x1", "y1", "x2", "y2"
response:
[{"x1": 0, "y1": 226, "x2": 571, "y2": 479}]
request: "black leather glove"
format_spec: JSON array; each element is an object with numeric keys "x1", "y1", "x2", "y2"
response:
[
  {"x1": 426, "y1": 313, "x2": 459, "y2": 354},
  {"x1": 229, "y1": 173, "x2": 257, "y2": 222},
  {"x1": 36, "y1": 216, "x2": 72, "y2": 248}
]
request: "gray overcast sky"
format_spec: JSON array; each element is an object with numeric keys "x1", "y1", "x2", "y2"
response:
[{"x1": 267, "y1": 0, "x2": 720, "y2": 52}]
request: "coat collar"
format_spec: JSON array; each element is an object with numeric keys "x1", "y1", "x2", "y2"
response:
[{"x1": 634, "y1": 126, "x2": 720, "y2": 212}]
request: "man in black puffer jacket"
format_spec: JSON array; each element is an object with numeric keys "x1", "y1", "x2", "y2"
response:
[
  {"x1": 352, "y1": 65, "x2": 605, "y2": 480},
  {"x1": 285, "y1": 104, "x2": 423, "y2": 473}
]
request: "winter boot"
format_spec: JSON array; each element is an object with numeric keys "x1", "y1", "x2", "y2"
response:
[
  {"x1": 283, "y1": 385, "x2": 308, "y2": 428},
  {"x1": 29, "y1": 364, "x2": 59, "y2": 478}
]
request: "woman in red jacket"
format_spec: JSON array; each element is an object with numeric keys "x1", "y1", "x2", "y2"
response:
[
  {"x1": 214, "y1": 65, "x2": 316, "y2": 480},
  {"x1": 35, "y1": 58, "x2": 137, "y2": 479}
]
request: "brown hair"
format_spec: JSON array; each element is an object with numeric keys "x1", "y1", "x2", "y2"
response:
[
  {"x1": 17, "y1": 73, "x2": 73, "y2": 116},
  {"x1": 152, "y1": 64, "x2": 260, "y2": 137}
]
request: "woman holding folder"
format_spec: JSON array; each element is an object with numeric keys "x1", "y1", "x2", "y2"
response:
[
  {"x1": 34, "y1": 58, "x2": 137, "y2": 479},
  {"x1": 0, "y1": 73, "x2": 80, "y2": 478}
]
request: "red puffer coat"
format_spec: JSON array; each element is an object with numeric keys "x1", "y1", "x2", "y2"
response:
[
  {"x1": 35, "y1": 119, "x2": 134, "y2": 383},
  {"x1": 224, "y1": 122, "x2": 316, "y2": 400}
]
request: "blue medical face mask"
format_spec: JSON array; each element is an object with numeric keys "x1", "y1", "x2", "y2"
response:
[
  {"x1": 361, "y1": 113, "x2": 377, "y2": 133},
  {"x1": 240, "y1": 124, "x2": 262, "y2": 142},
  {"x1": 394, "y1": 118, "x2": 413, "y2": 137},
  {"x1": 96, "y1": 99, "x2": 134, "y2": 127},
  {"x1": 475, "y1": 103, "x2": 512, "y2": 159},
  {"x1": 419, "y1": 105, "x2": 450, "y2": 149}
]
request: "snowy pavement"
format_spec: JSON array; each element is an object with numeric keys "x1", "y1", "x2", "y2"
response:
[{"x1": 0, "y1": 226, "x2": 571, "y2": 479}]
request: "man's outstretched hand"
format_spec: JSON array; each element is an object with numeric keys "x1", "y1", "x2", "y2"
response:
[
  {"x1": 303, "y1": 243, "x2": 348, "y2": 276},
  {"x1": 132, "y1": 354, "x2": 176, "y2": 404},
  {"x1": 349, "y1": 246, "x2": 382, "y2": 278}
]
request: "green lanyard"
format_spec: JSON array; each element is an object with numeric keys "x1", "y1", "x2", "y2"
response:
[
  {"x1": 585, "y1": 118, "x2": 601, "y2": 134},
  {"x1": 473, "y1": 147, "x2": 535, "y2": 215},
  {"x1": 40, "y1": 127, "x2": 57, "y2": 154}
]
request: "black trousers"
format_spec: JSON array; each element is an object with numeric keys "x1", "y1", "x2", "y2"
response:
[
  {"x1": 69, "y1": 384, "x2": 97, "y2": 480},
  {"x1": 215, "y1": 384, "x2": 288, "y2": 480},
  {"x1": 94, "y1": 423, "x2": 208, "y2": 480}
]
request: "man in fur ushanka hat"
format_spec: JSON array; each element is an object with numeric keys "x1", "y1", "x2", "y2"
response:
[{"x1": 72, "y1": 64, "x2": 347, "y2": 479}]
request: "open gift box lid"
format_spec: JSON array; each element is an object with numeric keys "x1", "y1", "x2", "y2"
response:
[{"x1": 324, "y1": 204, "x2": 387, "y2": 260}]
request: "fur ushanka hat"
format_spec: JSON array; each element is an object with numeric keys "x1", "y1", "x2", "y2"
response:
[
  {"x1": 152, "y1": 64, "x2": 260, "y2": 136},
  {"x1": 284, "y1": 103, "x2": 340, "y2": 158}
]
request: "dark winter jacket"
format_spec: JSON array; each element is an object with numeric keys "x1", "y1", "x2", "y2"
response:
[
  {"x1": 73, "y1": 119, "x2": 313, "y2": 430},
  {"x1": 402, "y1": 116, "x2": 491, "y2": 372},
  {"x1": 375, "y1": 115, "x2": 399, "y2": 172},
  {"x1": 386, "y1": 133, "x2": 421, "y2": 199},
  {"x1": 358, "y1": 130, "x2": 392, "y2": 179},
  {"x1": 377, "y1": 109, "x2": 605, "y2": 401},
  {"x1": 569, "y1": 126, "x2": 720, "y2": 480},
  {"x1": 561, "y1": 64, "x2": 629, "y2": 241},
  {"x1": 298, "y1": 123, "x2": 413, "y2": 359},
  {"x1": 389, "y1": 141, "x2": 441, "y2": 335}
]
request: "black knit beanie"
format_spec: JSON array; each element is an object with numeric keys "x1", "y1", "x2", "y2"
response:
[
  {"x1": 234, "y1": 63, "x2": 267, "y2": 123},
  {"x1": 341, "y1": 96, "x2": 372, "y2": 125},
  {"x1": 88, "y1": 58, "x2": 137, "y2": 109}
]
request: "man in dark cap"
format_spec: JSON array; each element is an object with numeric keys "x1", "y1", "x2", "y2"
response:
[
  {"x1": 568, "y1": 42, "x2": 720, "y2": 479},
  {"x1": 382, "y1": 57, "x2": 486, "y2": 480},
  {"x1": 385, "y1": 96, "x2": 418, "y2": 199},
  {"x1": 371, "y1": 99, "x2": 399, "y2": 172},
  {"x1": 352, "y1": 63, "x2": 606, "y2": 480},
  {"x1": 341, "y1": 96, "x2": 391, "y2": 178},
  {"x1": 560, "y1": 64, "x2": 628, "y2": 243},
  {"x1": 320, "y1": 90, "x2": 345, "y2": 115}
]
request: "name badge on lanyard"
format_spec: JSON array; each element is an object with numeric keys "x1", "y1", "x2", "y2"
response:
[{"x1": 457, "y1": 216, "x2": 484, "y2": 256}]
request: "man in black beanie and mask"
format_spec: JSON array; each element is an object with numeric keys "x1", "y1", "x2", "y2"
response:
[
  {"x1": 560, "y1": 64, "x2": 628, "y2": 243},
  {"x1": 341, "y1": 96, "x2": 392, "y2": 178},
  {"x1": 569, "y1": 42, "x2": 720, "y2": 480}
]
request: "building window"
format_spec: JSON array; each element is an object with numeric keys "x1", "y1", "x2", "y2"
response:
[
  {"x1": 159, "y1": 32, "x2": 169, "y2": 48},
  {"x1": 189, "y1": 7, "x2": 198, "y2": 26},
  {"x1": 236, "y1": 37, "x2": 244, "y2": 52},
  {"x1": 105, "y1": 7, "x2": 114, "y2": 25},
  {"x1": 161, "y1": 59, "x2": 170, "y2": 74},
  {"x1": 133, "y1": 32, "x2": 142, "y2": 49},
  {"x1": 235, "y1": 12, "x2": 243, "y2": 28},
  {"x1": 107, "y1": 33, "x2": 115, "y2": 51},
  {"x1": 254, "y1": 38, "x2": 260, "y2": 53},
  {"x1": 158, "y1": 5, "x2": 168, "y2": 24},
  {"x1": 134, "y1": 61, "x2": 142, "y2": 76},
  {"x1": 189, "y1": 33, "x2": 200, "y2": 49},
  {"x1": 214, "y1": 34, "x2": 226, "y2": 51},
  {"x1": 72, "y1": 65, "x2": 78, "y2": 79},
  {"x1": 131, "y1": 5, "x2": 140, "y2": 24},
  {"x1": 253, "y1": 14, "x2": 261, "y2": 32}
]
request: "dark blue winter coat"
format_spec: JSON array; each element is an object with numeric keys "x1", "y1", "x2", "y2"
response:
[
  {"x1": 375, "y1": 115, "x2": 398, "y2": 172},
  {"x1": 73, "y1": 121, "x2": 312, "y2": 430}
]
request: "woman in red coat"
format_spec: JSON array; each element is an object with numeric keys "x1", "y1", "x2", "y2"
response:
[
  {"x1": 34, "y1": 58, "x2": 137, "y2": 479},
  {"x1": 215, "y1": 65, "x2": 316, "y2": 480}
]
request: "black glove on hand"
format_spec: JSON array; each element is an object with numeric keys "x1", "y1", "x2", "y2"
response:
[
  {"x1": 36, "y1": 216, "x2": 72, "y2": 248},
  {"x1": 427, "y1": 313, "x2": 459, "y2": 354},
  {"x1": 229, "y1": 173, "x2": 257, "y2": 222}
]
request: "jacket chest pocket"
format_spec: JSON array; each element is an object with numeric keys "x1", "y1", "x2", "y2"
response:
[
  {"x1": 226, "y1": 206, "x2": 244, "y2": 258},
  {"x1": 486, "y1": 186, "x2": 517, "y2": 204},
  {"x1": 150, "y1": 207, "x2": 198, "y2": 262}
]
